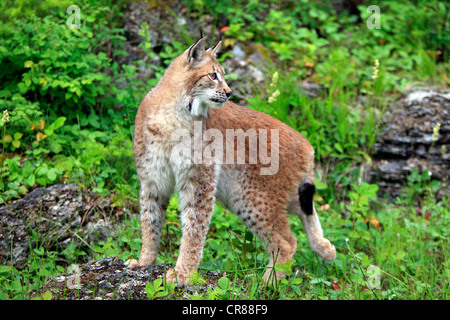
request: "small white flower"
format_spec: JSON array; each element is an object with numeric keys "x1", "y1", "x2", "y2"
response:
[
  {"x1": 372, "y1": 59, "x2": 380, "y2": 80},
  {"x1": 268, "y1": 89, "x2": 280, "y2": 104},
  {"x1": 432, "y1": 122, "x2": 441, "y2": 142},
  {"x1": 270, "y1": 71, "x2": 278, "y2": 87},
  {"x1": 2, "y1": 109, "x2": 9, "y2": 123}
]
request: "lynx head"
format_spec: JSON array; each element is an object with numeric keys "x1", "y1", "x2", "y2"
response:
[{"x1": 174, "y1": 37, "x2": 232, "y2": 117}]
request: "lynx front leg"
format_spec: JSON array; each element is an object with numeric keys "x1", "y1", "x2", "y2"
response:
[
  {"x1": 165, "y1": 166, "x2": 215, "y2": 287},
  {"x1": 126, "y1": 180, "x2": 170, "y2": 269}
]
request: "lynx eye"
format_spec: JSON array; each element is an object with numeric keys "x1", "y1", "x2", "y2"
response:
[{"x1": 208, "y1": 73, "x2": 218, "y2": 81}]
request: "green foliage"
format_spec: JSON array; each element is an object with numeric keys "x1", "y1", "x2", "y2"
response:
[
  {"x1": 0, "y1": 0, "x2": 70, "y2": 23},
  {"x1": 204, "y1": 276, "x2": 236, "y2": 300},
  {"x1": 0, "y1": 242, "x2": 67, "y2": 300},
  {"x1": 0, "y1": 11, "x2": 126, "y2": 116},
  {"x1": 1, "y1": 0, "x2": 448, "y2": 301},
  {"x1": 186, "y1": 0, "x2": 448, "y2": 89},
  {"x1": 0, "y1": 0, "x2": 145, "y2": 203},
  {"x1": 347, "y1": 183, "x2": 379, "y2": 218},
  {"x1": 402, "y1": 168, "x2": 441, "y2": 206},
  {"x1": 145, "y1": 278, "x2": 175, "y2": 300}
]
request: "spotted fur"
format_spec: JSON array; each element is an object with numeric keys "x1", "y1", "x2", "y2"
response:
[{"x1": 126, "y1": 38, "x2": 336, "y2": 286}]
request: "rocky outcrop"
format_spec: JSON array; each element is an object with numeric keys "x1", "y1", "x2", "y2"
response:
[
  {"x1": 370, "y1": 89, "x2": 450, "y2": 200},
  {"x1": 0, "y1": 184, "x2": 114, "y2": 268},
  {"x1": 122, "y1": 1, "x2": 268, "y2": 101},
  {"x1": 31, "y1": 256, "x2": 224, "y2": 300}
]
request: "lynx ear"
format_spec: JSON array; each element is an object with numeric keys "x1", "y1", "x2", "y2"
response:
[
  {"x1": 187, "y1": 38, "x2": 205, "y2": 64},
  {"x1": 207, "y1": 36, "x2": 222, "y2": 57}
]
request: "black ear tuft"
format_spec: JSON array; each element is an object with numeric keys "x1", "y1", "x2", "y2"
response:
[{"x1": 299, "y1": 182, "x2": 316, "y2": 215}]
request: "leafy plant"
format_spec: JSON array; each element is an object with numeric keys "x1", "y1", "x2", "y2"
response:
[
  {"x1": 402, "y1": 168, "x2": 441, "y2": 206},
  {"x1": 205, "y1": 276, "x2": 236, "y2": 300},
  {"x1": 145, "y1": 278, "x2": 175, "y2": 300}
]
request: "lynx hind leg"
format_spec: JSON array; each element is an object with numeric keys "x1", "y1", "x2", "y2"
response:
[
  {"x1": 288, "y1": 184, "x2": 336, "y2": 262},
  {"x1": 231, "y1": 194, "x2": 297, "y2": 284},
  {"x1": 261, "y1": 216, "x2": 298, "y2": 285}
]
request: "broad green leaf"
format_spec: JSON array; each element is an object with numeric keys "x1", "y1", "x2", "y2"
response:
[
  {"x1": 0, "y1": 265, "x2": 12, "y2": 275},
  {"x1": 291, "y1": 278, "x2": 303, "y2": 285},
  {"x1": 153, "y1": 278, "x2": 163, "y2": 289},
  {"x1": 12, "y1": 140, "x2": 20, "y2": 148},
  {"x1": 91, "y1": 245, "x2": 103, "y2": 253},
  {"x1": 44, "y1": 117, "x2": 66, "y2": 136},
  {"x1": 244, "y1": 231, "x2": 253, "y2": 241},
  {"x1": 103, "y1": 242, "x2": 113, "y2": 250},
  {"x1": 34, "y1": 246, "x2": 44, "y2": 256},
  {"x1": 361, "y1": 254, "x2": 370, "y2": 268},
  {"x1": 24, "y1": 60, "x2": 34, "y2": 68},
  {"x1": 47, "y1": 168, "x2": 58, "y2": 181},
  {"x1": 154, "y1": 291, "x2": 167, "y2": 298},
  {"x1": 315, "y1": 180, "x2": 328, "y2": 190},
  {"x1": 292, "y1": 285, "x2": 302, "y2": 295},
  {"x1": 42, "y1": 290, "x2": 52, "y2": 300},
  {"x1": 145, "y1": 282, "x2": 155, "y2": 298},
  {"x1": 218, "y1": 276, "x2": 230, "y2": 290},
  {"x1": 8, "y1": 280, "x2": 22, "y2": 292},
  {"x1": 35, "y1": 166, "x2": 48, "y2": 177}
]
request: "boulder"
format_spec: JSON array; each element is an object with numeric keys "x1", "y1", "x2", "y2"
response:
[
  {"x1": 370, "y1": 88, "x2": 450, "y2": 201},
  {"x1": 0, "y1": 184, "x2": 114, "y2": 268},
  {"x1": 31, "y1": 256, "x2": 224, "y2": 300}
]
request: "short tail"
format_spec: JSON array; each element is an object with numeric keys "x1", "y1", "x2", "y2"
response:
[{"x1": 299, "y1": 182, "x2": 316, "y2": 215}]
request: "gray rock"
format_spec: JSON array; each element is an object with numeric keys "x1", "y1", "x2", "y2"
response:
[
  {"x1": 298, "y1": 82, "x2": 326, "y2": 98},
  {"x1": 0, "y1": 184, "x2": 114, "y2": 268},
  {"x1": 370, "y1": 88, "x2": 450, "y2": 200},
  {"x1": 222, "y1": 47, "x2": 267, "y2": 102},
  {"x1": 31, "y1": 257, "x2": 225, "y2": 300},
  {"x1": 232, "y1": 45, "x2": 246, "y2": 60}
]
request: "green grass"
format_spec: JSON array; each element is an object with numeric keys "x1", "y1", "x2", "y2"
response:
[{"x1": 2, "y1": 191, "x2": 447, "y2": 300}]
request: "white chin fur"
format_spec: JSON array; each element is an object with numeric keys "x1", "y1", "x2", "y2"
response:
[{"x1": 190, "y1": 96, "x2": 224, "y2": 117}]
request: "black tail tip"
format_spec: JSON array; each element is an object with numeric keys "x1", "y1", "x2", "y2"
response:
[{"x1": 299, "y1": 182, "x2": 315, "y2": 215}]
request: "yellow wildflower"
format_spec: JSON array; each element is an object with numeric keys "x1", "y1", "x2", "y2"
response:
[
  {"x1": 270, "y1": 71, "x2": 278, "y2": 87},
  {"x1": 432, "y1": 122, "x2": 440, "y2": 142},
  {"x1": 372, "y1": 59, "x2": 379, "y2": 80},
  {"x1": 268, "y1": 89, "x2": 280, "y2": 104},
  {"x1": 2, "y1": 109, "x2": 9, "y2": 123}
]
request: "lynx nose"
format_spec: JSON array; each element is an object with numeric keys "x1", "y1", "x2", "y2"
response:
[{"x1": 225, "y1": 90, "x2": 232, "y2": 98}]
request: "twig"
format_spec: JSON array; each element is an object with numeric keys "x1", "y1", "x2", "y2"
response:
[{"x1": 80, "y1": 197, "x2": 98, "y2": 227}]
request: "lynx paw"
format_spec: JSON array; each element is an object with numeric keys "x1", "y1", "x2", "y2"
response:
[
  {"x1": 165, "y1": 268, "x2": 189, "y2": 287},
  {"x1": 317, "y1": 239, "x2": 336, "y2": 262},
  {"x1": 125, "y1": 253, "x2": 156, "y2": 269},
  {"x1": 125, "y1": 259, "x2": 141, "y2": 269}
]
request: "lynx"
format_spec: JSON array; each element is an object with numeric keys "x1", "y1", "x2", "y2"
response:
[{"x1": 126, "y1": 37, "x2": 336, "y2": 286}]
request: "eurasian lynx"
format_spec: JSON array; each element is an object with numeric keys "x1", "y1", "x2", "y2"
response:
[{"x1": 126, "y1": 37, "x2": 336, "y2": 286}]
